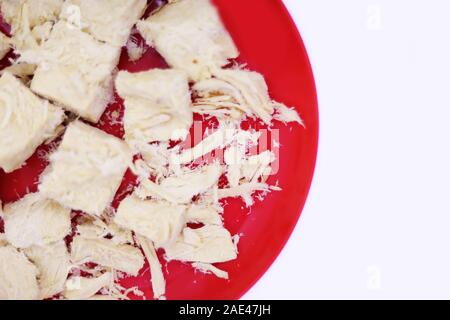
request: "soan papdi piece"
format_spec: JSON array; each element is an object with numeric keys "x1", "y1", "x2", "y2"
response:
[
  {"x1": 0, "y1": 33, "x2": 10, "y2": 60},
  {"x1": 70, "y1": 236, "x2": 144, "y2": 276},
  {"x1": 192, "y1": 262, "x2": 229, "y2": 280},
  {"x1": 226, "y1": 150, "x2": 275, "y2": 186},
  {"x1": 60, "y1": 0, "x2": 147, "y2": 46},
  {"x1": 0, "y1": 245, "x2": 39, "y2": 300},
  {"x1": 64, "y1": 272, "x2": 112, "y2": 300},
  {"x1": 115, "y1": 195, "x2": 186, "y2": 247},
  {"x1": 76, "y1": 219, "x2": 134, "y2": 246},
  {"x1": 171, "y1": 123, "x2": 237, "y2": 165},
  {"x1": 186, "y1": 204, "x2": 222, "y2": 226},
  {"x1": 115, "y1": 69, "x2": 193, "y2": 147},
  {"x1": 25, "y1": 241, "x2": 71, "y2": 299},
  {"x1": 19, "y1": 21, "x2": 121, "y2": 123},
  {"x1": 136, "y1": 235, "x2": 166, "y2": 300},
  {"x1": 194, "y1": 69, "x2": 281, "y2": 124},
  {"x1": 0, "y1": 72, "x2": 65, "y2": 173},
  {"x1": 137, "y1": 0, "x2": 239, "y2": 81},
  {"x1": 272, "y1": 102, "x2": 304, "y2": 125},
  {"x1": 241, "y1": 151, "x2": 275, "y2": 182},
  {"x1": 39, "y1": 121, "x2": 132, "y2": 217},
  {"x1": 137, "y1": 163, "x2": 222, "y2": 204},
  {"x1": 1, "y1": 0, "x2": 63, "y2": 50},
  {"x1": 3, "y1": 193, "x2": 71, "y2": 249},
  {"x1": 139, "y1": 142, "x2": 171, "y2": 178},
  {"x1": 218, "y1": 182, "x2": 270, "y2": 207},
  {"x1": 164, "y1": 225, "x2": 237, "y2": 264}
]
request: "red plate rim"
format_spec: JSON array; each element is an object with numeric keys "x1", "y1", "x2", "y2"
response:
[{"x1": 232, "y1": 0, "x2": 320, "y2": 299}]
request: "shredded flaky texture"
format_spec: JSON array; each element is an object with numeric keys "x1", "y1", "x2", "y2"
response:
[
  {"x1": 136, "y1": 235, "x2": 166, "y2": 300},
  {"x1": 39, "y1": 121, "x2": 133, "y2": 217},
  {"x1": 1, "y1": 0, "x2": 63, "y2": 51},
  {"x1": 137, "y1": 0, "x2": 239, "y2": 82},
  {"x1": 60, "y1": 0, "x2": 147, "y2": 46},
  {"x1": 164, "y1": 226, "x2": 237, "y2": 264},
  {"x1": 3, "y1": 193, "x2": 71, "y2": 249},
  {"x1": 115, "y1": 195, "x2": 186, "y2": 247},
  {"x1": 63, "y1": 272, "x2": 113, "y2": 300},
  {"x1": 0, "y1": 245, "x2": 40, "y2": 300},
  {"x1": 18, "y1": 21, "x2": 122, "y2": 123},
  {"x1": 0, "y1": 0, "x2": 303, "y2": 300},
  {"x1": 0, "y1": 72, "x2": 65, "y2": 173},
  {"x1": 193, "y1": 68, "x2": 304, "y2": 125},
  {"x1": 25, "y1": 241, "x2": 71, "y2": 299},
  {"x1": 70, "y1": 236, "x2": 145, "y2": 277},
  {"x1": 115, "y1": 69, "x2": 193, "y2": 148}
]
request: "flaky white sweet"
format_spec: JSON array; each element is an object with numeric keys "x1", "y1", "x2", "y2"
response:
[
  {"x1": 192, "y1": 262, "x2": 229, "y2": 280},
  {"x1": 186, "y1": 204, "x2": 223, "y2": 226},
  {"x1": 76, "y1": 219, "x2": 134, "y2": 246},
  {"x1": 19, "y1": 21, "x2": 121, "y2": 123},
  {"x1": 137, "y1": 0, "x2": 239, "y2": 81},
  {"x1": 218, "y1": 182, "x2": 271, "y2": 207},
  {"x1": 60, "y1": 0, "x2": 147, "y2": 46},
  {"x1": 225, "y1": 150, "x2": 275, "y2": 187},
  {"x1": 193, "y1": 68, "x2": 303, "y2": 125},
  {"x1": 39, "y1": 121, "x2": 132, "y2": 217},
  {"x1": 0, "y1": 72, "x2": 65, "y2": 173},
  {"x1": 3, "y1": 193, "x2": 71, "y2": 249},
  {"x1": 115, "y1": 69, "x2": 193, "y2": 147},
  {"x1": 1, "y1": 0, "x2": 63, "y2": 50},
  {"x1": 136, "y1": 235, "x2": 166, "y2": 300},
  {"x1": 115, "y1": 195, "x2": 186, "y2": 247},
  {"x1": 64, "y1": 272, "x2": 112, "y2": 300},
  {"x1": 70, "y1": 236, "x2": 144, "y2": 276},
  {"x1": 171, "y1": 124, "x2": 238, "y2": 165},
  {"x1": 139, "y1": 142, "x2": 172, "y2": 178},
  {"x1": 137, "y1": 163, "x2": 223, "y2": 204},
  {"x1": 164, "y1": 225, "x2": 237, "y2": 263},
  {"x1": 25, "y1": 241, "x2": 71, "y2": 299},
  {"x1": 0, "y1": 245, "x2": 39, "y2": 300}
]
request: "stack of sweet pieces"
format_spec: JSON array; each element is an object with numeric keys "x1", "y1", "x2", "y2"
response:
[{"x1": 0, "y1": 0, "x2": 302, "y2": 300}]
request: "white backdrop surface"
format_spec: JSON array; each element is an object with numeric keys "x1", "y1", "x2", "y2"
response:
[{"x1": 244, "y1": 0, "x2": 450, "y2": 300}]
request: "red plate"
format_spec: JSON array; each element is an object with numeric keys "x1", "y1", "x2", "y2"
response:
[{"x1": 0, "y1": 0, "x2": 318, "y2": 299}]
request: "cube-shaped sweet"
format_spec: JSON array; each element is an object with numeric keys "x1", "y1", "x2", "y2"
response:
[
  {"x1": 115, "y1": 69, "x2": 193, "y2": 147},
  {"x1": 1, "y1": 0, "x2": 63, "y2": 32},
  {"x1": 137, "y1": 0, "x2": 239, "y2": 81},
  {"x1": 39, "y1": 121, "x2": 132, "y2": 216},
  {"x1": 0, "y1": 72, "x2": 65, "y2": 173},
  {"x1": 20, "y1": 21, "x2": 121, "y2": 123},
  {"x1": 1, "y1": 0, "x2": 63, "y2": 50},
  {"x1": 61, "y1": 0, "x2": 147, "y2": 46},
  {"x1": 3, "y1": 193, "x2": 71, "y2": 249},
  {"x1": 0, "y1": 245, "x2": 39, "y2": 300}
]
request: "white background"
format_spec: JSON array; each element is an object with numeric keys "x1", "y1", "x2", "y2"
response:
[{"x1": 245, "y1": 0, "x2": 450, "y2": 299}]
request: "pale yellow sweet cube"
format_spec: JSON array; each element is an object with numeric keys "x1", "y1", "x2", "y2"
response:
[
  {"x1": 137, "y1": 0, "x2": 239, "y2": 81},
  {"x1": 39, "y1": 121, "x2": 132, "y2": 216},
  {"x1": 20, "y1": 21, "x2": 121, "y2": 123},
  {"x1": 1, "y1": 0, "x2": 63, "y2": 50},
  {"x1": 115, "y1": 69, "x2": 193, "y2": 147},
  {"x1": 0, "y1": 72, "x2": 65, "y2": 173},
  {"x1": 61, "y1": 0, "x2": 147, "y2": 46}
]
